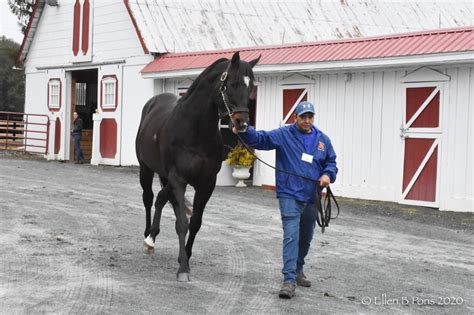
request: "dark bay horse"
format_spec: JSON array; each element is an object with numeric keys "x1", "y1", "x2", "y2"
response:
[{"x1": 135, "y1": 52, "x2": 260, "y2": 281}]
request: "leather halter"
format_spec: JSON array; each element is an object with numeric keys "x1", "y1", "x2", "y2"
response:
[{"x1": 217, "y1": 62, "x2": 249, "y2": 119}]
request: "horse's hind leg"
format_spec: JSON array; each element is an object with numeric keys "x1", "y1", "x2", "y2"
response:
[
  {"x1": 145, "y1": 176, "x2": 170, "y2": 248},
  {"x1": 139, "y1": 164, "x2": 154, "y2": 238}
]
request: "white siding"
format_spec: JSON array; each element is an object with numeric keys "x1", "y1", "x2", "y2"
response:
[
  {"x1": 155, "y1": 64, "x2": 472, "y2": 211},
  {"x1": 439, "y1": 65, "x2": 474, "y2": 211},
  {"x1": 93, "y1": 2, "x2": 144, "y2": 61},
  {"x1": 24, "y1": 71, "x2": 48, "y2": 117},
  {"x1": 24, "y1": 71, "x2": 50, "y2": 154},
  {"x1": 120, "y1": 56, "x2": 155, "y2": 166},
  {"x1": 24, "y1": 3, "x2": 75, "y2": 70}
]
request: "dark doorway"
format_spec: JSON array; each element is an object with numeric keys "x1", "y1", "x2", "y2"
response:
[{"x1": 70, "y1": 69, "x2": 98, "y2": 162}]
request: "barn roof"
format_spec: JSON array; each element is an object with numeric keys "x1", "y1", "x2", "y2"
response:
[
  {"x1": 141, "y1": 27, "x2": 474, "y2": 76},
  {"x1": 15, "y1": 0, "x2": 473, "y2": 66},
  {"x1": 15, "y1": 0, "x2": 45, "y2": 66},
  {"x1": 128, "y1": 0, "x2": 472, "y2": 53}
]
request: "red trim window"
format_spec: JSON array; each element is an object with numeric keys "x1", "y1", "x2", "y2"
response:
[
  {"x1": 48, "y1": 79, "x2": 62, "y2": 111},
  {"x1": 100, "y1": 75, "x2": 118, "y2": 111}
]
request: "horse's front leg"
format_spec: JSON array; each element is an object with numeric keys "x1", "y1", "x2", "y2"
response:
[
  {"x1": 186, "y1": 179, "x2": 216, "y2": 259},
  {"x1": 167, "y1": 171, "x2": 190, "y2": 281}
]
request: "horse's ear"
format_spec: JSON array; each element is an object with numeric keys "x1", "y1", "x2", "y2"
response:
[
  {"x1": 230, "y1": 51, "x2": 240, "y2": 68},
  {"x1": 248, "y1": 55, "x2": 261, "y2": 69}
]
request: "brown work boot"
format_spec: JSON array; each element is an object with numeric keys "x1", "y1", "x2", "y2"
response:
[
  {"x1": 278, "y1": 282, "x2": 296, "y2": 299},
  {"x1": 296, "y1": 272, "x2": 311, "y2": 287}
]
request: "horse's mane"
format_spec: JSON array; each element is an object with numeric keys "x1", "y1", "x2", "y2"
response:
[{"x1": 180, "y1": 58, "x2": 228, "y2": 102}]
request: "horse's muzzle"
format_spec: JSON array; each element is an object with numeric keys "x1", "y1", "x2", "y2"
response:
[
  {"x1": 238, "y1": 122, "x2": 248, "y2": 133},
  {"x1": 232, "y1": 112, "x2": 249, "y2": 133}
]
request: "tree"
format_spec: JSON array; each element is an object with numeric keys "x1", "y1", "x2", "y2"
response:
[
  {"x1": 8, "y1": 0, "x2": 34, "y2": 34},
  {"x1": 0, "y1": 36, "x2": 25, "y2": 112}
]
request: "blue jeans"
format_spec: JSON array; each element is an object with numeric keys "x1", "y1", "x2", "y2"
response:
[
  {"x1": 278, "y1": 198, "x2": 316, "y2": 284},
  {"x1": 73, "y1": 134, "x2": 84, "y2": 161}
]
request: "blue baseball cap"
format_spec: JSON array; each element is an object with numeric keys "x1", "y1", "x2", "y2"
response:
[{"x1": 295, "y1": 101, "x2": 315, "y2": 116}]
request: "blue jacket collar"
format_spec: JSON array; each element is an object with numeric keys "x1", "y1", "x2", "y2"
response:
[{"x1": 290, "y1": 123, "x2": 320, "y2": 152}]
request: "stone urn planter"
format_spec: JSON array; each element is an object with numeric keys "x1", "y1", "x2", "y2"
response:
[
  {"x1": 225, "y1": 143, "x2": 255, "y2": 187},
  {"x1": 231, "y1": 166, "x2": 251, "y2": 187},
  {"x1": 216, "y1": 161, "x2": 238, "y2": 186}
]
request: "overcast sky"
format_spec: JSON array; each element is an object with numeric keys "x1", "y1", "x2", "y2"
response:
[{"x1": 0, "y1": 0, "x2": 24, "y2": 44}]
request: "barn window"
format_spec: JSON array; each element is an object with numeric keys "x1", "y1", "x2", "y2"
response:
[
  {"x1": 48, "y1": 79, "x2": 61, "y2": 110},
  {"x1": 101, "y1": 76, "x2": 117, "y2": 110},
  {"x1": 75, "y1": 82, "x2": 87, "y2": 106}
]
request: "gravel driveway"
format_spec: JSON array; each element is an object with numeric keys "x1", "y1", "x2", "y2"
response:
[{"x1": 0, "y1": 155, "x2": 472, "y2": 314}]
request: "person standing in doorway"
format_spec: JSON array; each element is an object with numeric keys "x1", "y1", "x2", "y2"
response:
[
  {"x1": 71, "y1": 111, "x2": 84, "y2": 164},
  {"x1": 233, "y1": 101, "x2": 338, "y2": 299}
]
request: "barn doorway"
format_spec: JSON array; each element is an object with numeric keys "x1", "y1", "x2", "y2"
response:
[
  {"x1": 70, "y1": 69, "x2": 98, "y2": 162},
  {"x1": 401, "y1": 85, "x2": 441, "y2": 207}
]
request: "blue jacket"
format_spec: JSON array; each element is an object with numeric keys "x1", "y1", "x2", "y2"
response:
[{"x1": 239, "y1": 124, "x2": 338, "y2": 203}]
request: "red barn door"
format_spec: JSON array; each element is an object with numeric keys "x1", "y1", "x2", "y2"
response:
[
  {"x1": 282, "y1": 88, "x2": 307, "y2": 125},
  {"x1": 401, "y1": 86, "x2": 441, "y2": 206}
]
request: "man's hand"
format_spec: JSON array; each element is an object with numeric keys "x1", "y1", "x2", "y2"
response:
[
  {"x1": 232, "y1": 126, "x2": 238, "y2": 134},
  {"x1": 319, "y1": 174, "x2": 330, "y2": 187}
]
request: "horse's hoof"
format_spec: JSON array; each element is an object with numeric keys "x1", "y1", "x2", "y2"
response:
[
  {"x1": 144, "y1": 235, "x2": 154, "y2": 255},
  {"x1": 177, "y1": 273, "x2": 190, "y2": 282},
  {"x1": 144, "y1": 244, "x2": 154, "y2": 255}
]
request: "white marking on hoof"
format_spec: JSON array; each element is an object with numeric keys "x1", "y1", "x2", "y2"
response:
[
  {"x1": 144, "y1": 235, "x2": 154, "y2": 248},
  {"x1": 177, "y1": 273, "x2": 190, "y2": 282}
]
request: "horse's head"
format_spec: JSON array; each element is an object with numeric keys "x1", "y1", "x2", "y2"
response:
[{"x1": 217, "y1": 52, "x2": 260, "y2": 132}]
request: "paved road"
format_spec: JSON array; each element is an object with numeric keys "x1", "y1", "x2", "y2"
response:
[{"x1": 0, "y1": 155, "x2": 472, "y2": 314}]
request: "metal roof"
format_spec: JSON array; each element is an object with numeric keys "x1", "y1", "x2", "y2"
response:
[
  {"x1": 15, "y1": 0, "x2": 473, "y2": 66},
  {"x1": 128, "y1": 0, "x2": 472, "y2": 54},
  {"x1": 141, "y1": 27, "x2": 474, "y2": 74}
]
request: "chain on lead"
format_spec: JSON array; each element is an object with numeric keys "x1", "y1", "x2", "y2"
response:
[{"x1": 219, "y1": 83, "x2": 234, "y2": 121}]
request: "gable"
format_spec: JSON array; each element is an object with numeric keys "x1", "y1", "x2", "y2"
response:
[
  {"x1": 17, "y1": 0, "x2": 146, "y2": 67},
  {"x1": 401, "y1": 67, "x2": 451, "y2": 83}
]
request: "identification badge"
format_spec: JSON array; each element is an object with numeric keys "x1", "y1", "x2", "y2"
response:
[{"x1": 301, "y1": 153, "x2": 313, "y2": 163}]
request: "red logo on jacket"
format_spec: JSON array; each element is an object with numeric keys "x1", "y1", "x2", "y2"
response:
[{"x1": 317, "y1": 141, "x2": 325, "y2": 151}]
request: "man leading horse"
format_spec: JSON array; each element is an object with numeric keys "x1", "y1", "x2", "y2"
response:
[{"x1": 234, "y1": 101, "x2": 338, "y2": 299}]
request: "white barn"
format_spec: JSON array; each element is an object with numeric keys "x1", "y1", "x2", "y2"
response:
[
  {"x1": 16, "y1": 0, "x2": 473, "y2": 211},
  {"x1": 143, "y1": 28, "x2": 474, "y2": 212}
]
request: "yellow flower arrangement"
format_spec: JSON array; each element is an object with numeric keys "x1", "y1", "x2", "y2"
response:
[{"x1": 225, "y1": 142, "x2": 256, "y2": 167}]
